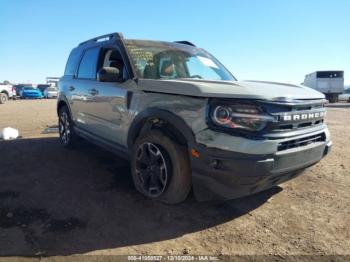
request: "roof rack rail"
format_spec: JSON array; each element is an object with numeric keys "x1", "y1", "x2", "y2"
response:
[
  {"x1": 174, "y1": 41, "x2": 196, "y2": 47},
  {"x1": 79, "y1": 32, "x2": 124, "y2": 46}
]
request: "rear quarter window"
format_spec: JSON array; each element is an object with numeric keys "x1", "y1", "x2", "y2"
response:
[{"x1": 64, "y1": 49, "x2": 82, "y2": 76}]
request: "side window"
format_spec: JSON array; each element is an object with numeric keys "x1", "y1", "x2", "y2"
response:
[
  {"x1": 99, "y1": 48, "x2": 127, "y2": 80},
  {"x1": 158, "y1": 56, "x2": 188, "y2": 79},
  {"x1": 64, "y1": 49, "x2": 82, "y2": 76},
  {"x1": 186, "y1": 57, "x2": 220, "y2": 80},
  {"x1": 159, "y1": 57, "x2": 176, "y2": 78},
  {"x1": 77, "y1": 47, "x2": 100, "y2": 79}
]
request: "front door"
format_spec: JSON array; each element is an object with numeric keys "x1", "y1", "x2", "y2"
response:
[
  {"x1": 87, "y1": 80, "x2": 131, "y2": 145},
  {"x1": 80, "y1": 47, "x2": 134, "y2": 146}
]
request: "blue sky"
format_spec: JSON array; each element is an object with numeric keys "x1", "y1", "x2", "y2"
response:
[{"x1": 0, "y1": 0, "x2": 349, "y2": 85}]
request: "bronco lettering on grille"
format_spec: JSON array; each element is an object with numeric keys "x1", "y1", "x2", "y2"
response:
[{"x1": 281, "y1": 111, "x2": 326, "y2": 122}]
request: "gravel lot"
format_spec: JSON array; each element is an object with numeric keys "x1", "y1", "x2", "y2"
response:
[{"x1": 0, "y1": 99, "x2": 349, "y2": 259}]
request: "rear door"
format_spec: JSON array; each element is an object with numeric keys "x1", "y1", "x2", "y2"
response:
[{"x1": 73, "y1": 46, "x2": 101, "y2": 132}]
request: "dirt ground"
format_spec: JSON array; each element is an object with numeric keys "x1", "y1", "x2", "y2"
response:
[{"x1": 0, "y1": 99, "x2": 349, "y2": 260}]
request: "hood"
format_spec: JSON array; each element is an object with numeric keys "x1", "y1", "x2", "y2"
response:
[{"x1": 138, "y1": 79, "x2": 325, "y2": 100}]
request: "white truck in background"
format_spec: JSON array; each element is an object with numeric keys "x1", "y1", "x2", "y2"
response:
[
  {"x1": 339, "y1": 85, "x2": 350, "y2": 102},
  {"x1": 303, "y1": 71, "x2": 344, "y2": 103},
  {"x1": 0, "y1": 84, "x2": 16, "y2": 104}
]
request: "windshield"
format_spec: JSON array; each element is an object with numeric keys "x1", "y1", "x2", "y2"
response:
[
  {"x1": 125, "y1": 40, "x2": 236, "y2": 81},
  {"x1": 24, "y1": 87, "x2": 35, "y2": 90}
]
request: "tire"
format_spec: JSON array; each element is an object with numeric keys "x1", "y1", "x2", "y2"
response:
[
  {"x1": 131, "y1": 130, "x2": 191, "y2": 204},
  {"x1": 328, "y1": 94, "x2": 338, "y2": 103},
  {"x1": 0, "y1": 93, "x2": 8, "y2": 104},
  {"x1": 58, "y1": 106, "x2": 78, "y2": 148}
]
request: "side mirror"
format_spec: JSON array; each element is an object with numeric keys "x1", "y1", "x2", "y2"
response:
[{"x1": 97, "y1": 67, "x2": 123, "y2": 82}]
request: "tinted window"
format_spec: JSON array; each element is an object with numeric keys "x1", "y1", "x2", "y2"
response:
[
  {"x1": 77, "y1": 47, "x2": 100, "y2": 79},
  {"x1": 64, "y1": 49, "x2": 82, "y2": 76}
]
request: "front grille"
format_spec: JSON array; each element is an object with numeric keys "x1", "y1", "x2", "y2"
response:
[
  {"x1": 276, "y1": 119, "x2": 324, "y2": 131},
  {"x1": 277, "y1": 133, "x2": 326, "y2": 151},
  {"x1": 261, "y1": 99, "x2": 327, "y2": 133}
]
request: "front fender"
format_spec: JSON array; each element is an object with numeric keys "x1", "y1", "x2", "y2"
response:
[{"x1": 127, "y1": 107, "x2": 196, "y2": 150}]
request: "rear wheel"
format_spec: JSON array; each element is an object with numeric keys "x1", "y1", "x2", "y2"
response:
[
  {"x1": 131, "y1": 130, "x2": 191, "y2": 204},
  {"x1": 58, "y1": 106, "x2": 78, "y2": 148},
  {"x1": 0, "y1": 93, "x2": 8, "y2": 104}
]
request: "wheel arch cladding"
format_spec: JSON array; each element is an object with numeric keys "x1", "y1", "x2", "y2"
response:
[
  {"x1": 57, "y1": 99, "x2": 72, "y2": 117},
  {"x1": 127, "y1": 108, "x2": 196, "y2": 150},
  {"x1": 1, "y1": 90, "x2": 9, "y2": 96}
]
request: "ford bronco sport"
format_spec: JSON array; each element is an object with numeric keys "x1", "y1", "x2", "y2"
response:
[{"x1": 58, "y1": 33, "x2": 332, "y2": 203}]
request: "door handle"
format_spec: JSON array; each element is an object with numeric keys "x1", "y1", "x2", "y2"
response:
[
  {"x1": 89, "y1": 88, "x2": 99, "y2": 96},
  {"x1": 69, "y1": 86, "x2": 75, "y2": 91}
]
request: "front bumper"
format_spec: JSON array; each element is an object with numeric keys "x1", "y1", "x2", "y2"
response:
[{"x1": 191, "y1": 135, "x2": 332, "y2": 201}]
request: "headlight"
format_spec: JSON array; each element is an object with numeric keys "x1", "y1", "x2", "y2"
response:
[{"x1": 211, "y1": 104, "x2": 276, "y2": 132}]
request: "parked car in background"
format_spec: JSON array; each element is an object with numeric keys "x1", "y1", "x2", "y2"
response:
[
  {"x1": 20, "y1": 86, "x2": 43, "y2": 99},
  {"x1": 15, "y1": 86, "x2": 23, "y2": 96},
  {"x1": 14, "y1": 85, "x2": 24, "y2": 96},
  {"x1": 37, "y1": 84, "x2": 51, "y2": 94},
  {"x1": 14, "y1": 84, "x2": 32, "y2": 96},
  {"x1": 43, "y1": 86, "x2": 58, "y2": 98},
  {"x1": 338, "y1": 87, "x2": 350, "y2": 102},
  {"x1": 0, "y1": 84, "x2": 16, "y2": 104}
]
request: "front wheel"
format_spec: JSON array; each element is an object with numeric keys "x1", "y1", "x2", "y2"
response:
[
  {"x1": 58, "y1": 106, "x2": 78, "y2": 148},
  {"x1": 131, "y1": 130, "x2": 191, "y2": 204}
]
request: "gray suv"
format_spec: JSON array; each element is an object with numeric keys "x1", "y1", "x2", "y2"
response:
[{"x1": 58, "y1": 33, "x2": 332, "y2": 203}]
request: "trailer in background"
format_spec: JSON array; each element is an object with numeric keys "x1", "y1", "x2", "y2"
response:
[{"x1": 303, "y1": 71, "x2": 344, "y2": 103}]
